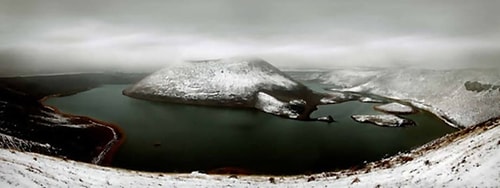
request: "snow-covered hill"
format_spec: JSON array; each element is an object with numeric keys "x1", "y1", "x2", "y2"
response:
[
  {"x1": 124, "y1": 58, "x2": 302, "y2": 102},
  {"x1": 298, "y1": 68, "x2": 500, "y2": 128},
  {"x1": 123, "y1": 58, "x2": 321, "y2": 120}
]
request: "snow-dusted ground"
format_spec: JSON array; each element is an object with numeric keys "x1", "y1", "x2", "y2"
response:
[
  {"x1": 305, "y1": 68, "x2": 500, "y2": 128},
  {"x1": 254, "y1": 92, "x2": 303, "y2": 119},
  {"x1": 319, "y1": 91, "x2": 359, "y2": 104},
  {"x1": 358, "y1": 96, "x2": 383, "y2": 103},
  {"x1": 374, "y1": 102, "x2": 416, "y2": 114},
  {"x1": 351, "y1": 114, "x2": 414, "y2": 127},
  {"x1": 1, "y1": 119, "x2": 498, "y2": 187}
]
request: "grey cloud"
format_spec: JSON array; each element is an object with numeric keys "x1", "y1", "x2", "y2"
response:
[{"x1": 1, "y1": 0, "x2": 499, "y2": 76}]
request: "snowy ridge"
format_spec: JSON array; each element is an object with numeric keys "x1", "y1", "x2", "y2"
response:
[
  {"x1": 28, "y1": 111, "x2": 93, "y2": 129},
  {"x1": 124, "y1": 57, "x2": 300, "y2": 102},
  {"x1": 0, "y1": 133, "x2": 58, "y2": 154},
  {"x1": 1, "y1": 119, "x2": 498, "y2": 187},
  {"x1": 301, "y1": 68, "x2": 500, "y2": 128}
]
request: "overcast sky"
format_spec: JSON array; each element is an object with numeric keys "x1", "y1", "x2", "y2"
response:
[{"x1": 1, "y1": 0, "x2": 499, "y2": 75}]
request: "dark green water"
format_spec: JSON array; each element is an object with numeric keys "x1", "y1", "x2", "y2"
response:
[{"x1": 45, "y1": 84, "x2": 456, "y2": 175}]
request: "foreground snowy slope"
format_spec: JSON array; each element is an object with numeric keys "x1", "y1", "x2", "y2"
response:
[{"x1": 0, "y1": 118, "x2": 498, "y2": 187}]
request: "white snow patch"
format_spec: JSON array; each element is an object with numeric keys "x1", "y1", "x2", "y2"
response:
[
  {"x1": 320, "y1": 97, "x2": 337, "y2": 104},
  {"x1": 254, "y1": 92, "x2": 300, "y2": 119},
  {"x1": 374, "y1": 102, "x2": 415, "y2": 114},
  {"x1": 351, "y1": 114, "x2": 414, "y2": 127},
  {"x1": 358, "y1": 96, "x2": 383, "y2": 103},
  {"x1": 319, "y1": 92, "x2": 358, "y2": 104}
]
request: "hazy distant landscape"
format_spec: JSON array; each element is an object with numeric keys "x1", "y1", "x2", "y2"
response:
[
  {"x1": 0, "y1": 0, "x2": 499, "y2": 187},
  {"x1": 1, "y1": 0, "x2": 500, "y2": 76}
]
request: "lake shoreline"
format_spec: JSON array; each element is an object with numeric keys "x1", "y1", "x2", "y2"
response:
[
  {"x1": 40, "y1": 94, "x2": 126, "y2": 166},
  {"x1": 45, "y1": 84, "x2": 456, "y2": 175},
  {"x1": 38, "y1": 90, "x2": 126, "y2": 165},
  {"x1": 0, "y1": 73, "x2": 142, "y2": 166}
]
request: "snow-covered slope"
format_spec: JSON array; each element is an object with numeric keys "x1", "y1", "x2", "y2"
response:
[
  {"x1": 302, "y1": 68, "x2": 500, "y2": 128},
  {"x1": 0, "y1": 87, "x2": 122, "y2": 165},
  {"x1": 1, "y1": 118, "x2": 498, "y2": 187},
  {"x1": 124, "y1": 58, "x2": 302, "y2": 104},
  {"x1": 254, "y1": 92, "x2": 305, "y2": 119},
  {"x1": 123, "y1": 58, "x2": 320, "y2": 119},
  {"x1": 0, "y1": 133, "x2": 58, "y2": 154}
]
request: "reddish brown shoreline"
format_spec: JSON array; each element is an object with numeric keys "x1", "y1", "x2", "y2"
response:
[{"x1": 40, "y1": 94, "x2": 126, "y2": 166}]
